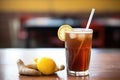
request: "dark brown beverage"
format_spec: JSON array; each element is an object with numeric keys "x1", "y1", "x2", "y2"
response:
[{"x1": 65, "y1": 28, "x2": 93, "y2": 76}]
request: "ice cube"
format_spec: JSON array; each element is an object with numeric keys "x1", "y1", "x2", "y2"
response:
[
  {"x1": 78, "y1": 34, "x2": 85, "y2": 41},
  {"x1": 85, "y1": 34, "x2": 92, "y2": 39},
  {"x1": 69, "y1": 33, "x2": 76, "y2": 39}
]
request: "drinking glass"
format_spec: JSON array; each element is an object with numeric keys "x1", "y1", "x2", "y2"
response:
[{"x1": 65, "y1": 28, "x2": 93, "y2": 76}]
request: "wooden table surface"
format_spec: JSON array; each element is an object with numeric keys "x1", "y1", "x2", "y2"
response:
[{"x1": 0, "y1": 48, "x2": 120, "y2": 80}]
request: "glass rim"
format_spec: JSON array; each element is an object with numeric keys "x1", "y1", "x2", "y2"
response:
[{"x1": 65, "y1": 28, "x2": 93, "y2": 33}]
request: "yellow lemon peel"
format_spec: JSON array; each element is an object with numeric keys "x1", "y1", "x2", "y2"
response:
[
  {"x1": 57, "y1": 24, "x2": 73, "y2": 41},
  {"x1": 34, "y1": 57, "x2": 59, "y2": 75}
]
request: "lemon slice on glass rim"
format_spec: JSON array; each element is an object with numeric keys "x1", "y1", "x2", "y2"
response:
[{"x1": 57, "y1": 24, "x2": 73, "y2": 41}]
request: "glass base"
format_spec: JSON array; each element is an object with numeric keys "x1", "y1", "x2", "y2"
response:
[{"x1": 68, "y1": 70, "x2": 89, "y2": 76}]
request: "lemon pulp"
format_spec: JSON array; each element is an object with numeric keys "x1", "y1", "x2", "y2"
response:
[{"x1": 57, "y1": 24, "x2": 72, "y2": 41}]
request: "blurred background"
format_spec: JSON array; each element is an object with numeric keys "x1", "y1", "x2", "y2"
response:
[{"x1": 0, "y1": 0, "x2": 120, "y2": 48}]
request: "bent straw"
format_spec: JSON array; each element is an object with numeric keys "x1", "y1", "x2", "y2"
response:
[{"x1": 71, "y1": 8, "x2": 95, "y2": 68}]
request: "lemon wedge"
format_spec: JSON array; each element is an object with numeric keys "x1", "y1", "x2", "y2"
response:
[{"x1": 57, "y1": 24, "x2": 73, "y2": 41}]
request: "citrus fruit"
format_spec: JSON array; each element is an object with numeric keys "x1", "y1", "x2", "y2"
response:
[
  {"x1": 57, "y1": 24, "x2": 73, "y2": 41},
  {"x1": 34, "y1": 57, "x2": 58, "y2": 75}
]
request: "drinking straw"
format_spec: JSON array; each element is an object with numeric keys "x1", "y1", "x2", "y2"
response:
[
  {"x1": 71, "y1": 8, "x2": 95, "y2": 68},
  {"x1": 86, "y1": 8, "x2": 95, "y2": 29}
]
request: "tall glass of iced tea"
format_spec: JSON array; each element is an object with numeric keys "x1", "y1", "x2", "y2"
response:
[{"x1": 65, "y1": 28, "x2": 93, "y2": 76}]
